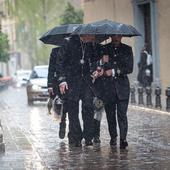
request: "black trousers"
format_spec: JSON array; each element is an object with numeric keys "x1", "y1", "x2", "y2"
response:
[
  {"x1": 104, "y1": 97, "x2": 129, "y2": 140},
  {"x1": 93, "y1": 77, "x2": 116, "y2": 139},
  {"x1": 60, "y1": 102, "x2": 68, "y2": 123},
  {"x1": 67, "y1": 82, "x2": 94, "y2": 143},
  {"x1": 94, "y1": 119, "x2": 100, "y2": 137}
]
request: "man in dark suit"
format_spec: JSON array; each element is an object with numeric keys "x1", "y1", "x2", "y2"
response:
[
  {"x1": 57, "y1": 35, "x2": 96, "y2": 147},
  {"x1": 104, "y1": 35, "x2": 133, "y2": 149},
  {"x1": 93, "y1": 35, "x2": 133, "y2": 149},
  {"x1": 47, "y1": 47, "x2": 67, "y2": 139}
]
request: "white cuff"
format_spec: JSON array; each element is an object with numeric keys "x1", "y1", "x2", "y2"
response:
[
  {"x1": 112, "y1": 69, "x2": 115, "y2": 77},
  {"x1": 99, "y1": 59, "x2": 104, "y2": 66},
  {"x1": 59, "y1": 82, "x2": 67, "y2": 86}
]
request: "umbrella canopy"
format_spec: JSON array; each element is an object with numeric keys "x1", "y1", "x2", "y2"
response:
[
  {"x1": 39, "y1": 24, "x2": 81, "y2": 45},
  {"x1": 72, "y1": 19, "x2": 141, "y2": 37},
  {"x1": 71, "y1": 24, "x2": 107, "y2": 43}
]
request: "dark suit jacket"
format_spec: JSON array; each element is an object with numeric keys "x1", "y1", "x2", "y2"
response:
[
  {"x1": 103, "y1": 42, "x2": 134, "y2": 100},
  {"x1": 57, "y1": 36, "x2": 96, "y2": 101}
]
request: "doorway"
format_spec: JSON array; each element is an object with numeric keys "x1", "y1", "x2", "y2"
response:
[
  {"x1": 139, "y1": 3, "x2": 152, "y2": 53},
  {"x1": 133, "y1": 0, "x2": 160, "y2": 86}
]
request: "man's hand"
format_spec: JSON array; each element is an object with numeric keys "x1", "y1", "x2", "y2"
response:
[
  {"x1": 104, "y1": 69, "x2": 113, "y2": 77},
  {"x1": 91, "y1": 71, "x2": 99, "y2": 81},
  {"x1": 97, "y1": 67, "x2": 104, "y2": 77},
  {"x1": 91, "y1": 68, "x2": 104, "y2": 81},
  {"x1": 59, "y1": 82, "x2": 68, "y2": 95},
  {"x1": 48, "y1": 87, "x2": 54, "y2": 95}
]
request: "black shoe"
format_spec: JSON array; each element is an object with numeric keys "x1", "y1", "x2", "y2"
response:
[
  {"x1": 68, "y1": 139, "x2": 74, "y2": 145},
  {"x1": 85, "y1": 140, "x2": 93, "y2": 146},
  {"x1": 120, "y1": 140, "x2": 128, "y2": 149},
  {"x1": 75, "y1": 141, "x2": 82, "y2": 147},
  {"x1": 93, "y1": 136, "x2": 101, "y2": 144},
  {"x1": 69, "y1": 140, "x2": 82, "y2": 147},
  {"x1": 110, "y1": 138, "x2": 117, "y2": 147},
  {"x1": 59, "y1": 122, "x2": 66, "y2": 139}
]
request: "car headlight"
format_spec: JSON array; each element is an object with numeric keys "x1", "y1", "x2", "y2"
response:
[{"x1": 32, "y1": 84, "x2": 41, "y2": 90}]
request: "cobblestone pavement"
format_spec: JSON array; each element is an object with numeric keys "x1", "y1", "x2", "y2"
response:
[{"x1": 0, "y1": 87, "x2": 170, "y2": 170}]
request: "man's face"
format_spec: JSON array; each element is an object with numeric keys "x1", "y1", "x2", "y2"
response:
[
  {"x1": 111, "y1": 35, "x2": 122, "y2": 46},
  {"x1": 81, "y1": 35, "x2": 95, "y2": 43},
  {"x1": 102, "y1": 55, "x2": 109, "y2": 63}
]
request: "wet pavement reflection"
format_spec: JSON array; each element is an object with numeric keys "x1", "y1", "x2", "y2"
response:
[{"x1": 0, "y1": 87, "x2": 170, "y2": 169}]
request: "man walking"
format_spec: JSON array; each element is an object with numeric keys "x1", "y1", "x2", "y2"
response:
[
  {"x1": 93, "y1": 35, "x2": 133, "y2": 149},
  {"x1": 57, "y1": 35, "x2": 96, "y2": 147},
  {"x1": 104, "y1": 35, "x2": 133, "y2": 149}
]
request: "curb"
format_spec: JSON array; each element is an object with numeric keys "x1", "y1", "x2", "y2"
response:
[
  {"x1": 129, "y1": 105, "x2": 170, "y2": 116},
  {"x1": 0, "y1": 120, "x2": 5, "y2": 152}
]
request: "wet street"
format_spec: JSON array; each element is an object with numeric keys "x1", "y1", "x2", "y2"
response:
[{"x1": 0, "y1": 87, "x2": 170, "y2": 170}]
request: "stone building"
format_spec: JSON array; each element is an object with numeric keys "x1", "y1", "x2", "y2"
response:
[{"x1": 82, "y1": 0, "x2": 170, "y2": 90}]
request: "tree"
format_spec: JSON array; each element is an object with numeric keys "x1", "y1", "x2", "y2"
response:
[
  {"x1": 6, "y1": 0, "x2": 83, "y2": 67},
  {"x1": 60, "y1": 2, "x2": 83, "y2": 25},
  {"x1": 6, "y1": 0, "x2": 68, "y2": 67},
  {"x1": 0, "y1": 32, "x2": 9, "y2": 62}
]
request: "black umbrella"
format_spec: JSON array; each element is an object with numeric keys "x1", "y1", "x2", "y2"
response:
[
  {"x1": 39, "y1": 24, "x2": 81, "y2": 45},
  {"x1": 72, "y1": 19, "x2": 141, "y2": 37},
  {"x1": 71, "y1": 24, "x2": 107, "y2": 43}
]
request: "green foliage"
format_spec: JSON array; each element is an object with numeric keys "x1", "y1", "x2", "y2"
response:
[
  {"x1": 60, "y1": 2, "x2": 83, "y2": 25},
  {"x1": 6, "y1": 0, "x2": 83, "y2": 67},
  {"x1": 0, "y1": 32, "x2": 9, "y2": 62},
  {"x1": 7, "y1": 0, "x2": 68, "y2": 67}
]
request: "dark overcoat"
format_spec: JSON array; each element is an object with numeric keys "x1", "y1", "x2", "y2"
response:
[{"x1": 57, "y1": 36, "x2": 96, "y2": 101}]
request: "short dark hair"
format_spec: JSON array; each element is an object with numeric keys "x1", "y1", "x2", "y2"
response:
[{"x1": 100, "y1": 47, "x2": 109, "y2": 56}]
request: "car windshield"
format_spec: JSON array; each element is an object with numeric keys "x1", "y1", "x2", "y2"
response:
[{"x1": 30, "y1": 66, "x2": 48, "y2": 79}]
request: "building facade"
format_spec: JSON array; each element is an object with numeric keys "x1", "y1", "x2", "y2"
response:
[
  {"x1": 82, "y1": 0, "x2": 170, "y2": 90},
  {"x1": 0, "y1": 0, "x2": 22, "y2": 76}
]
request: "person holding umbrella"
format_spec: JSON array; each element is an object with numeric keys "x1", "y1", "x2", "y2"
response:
[
  {"x1": 40, "y1": 24, "x2": 81, "y2": 140},
  {"x1": 92, "y1": 35, "x2": 133, "y2": 149},
  {"x1": 102, "y1": 35, "x2": 133, "y2": 149},
  {"x1": 57, "y1": 34, "x2": 96, "y2": 147}
]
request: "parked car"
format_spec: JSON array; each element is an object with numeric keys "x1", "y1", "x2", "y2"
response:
[
  {"x1": 26, "y1": 65, "x2": 49, "y2": 105},
  {"x1": 14, "y1": 69, "x2": 32, "y2": 87}
]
